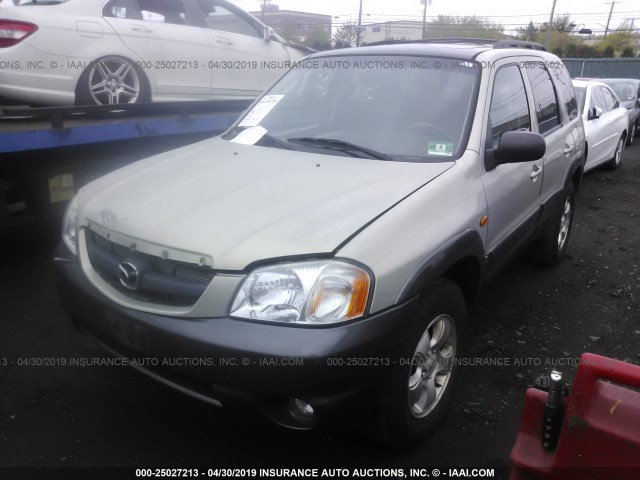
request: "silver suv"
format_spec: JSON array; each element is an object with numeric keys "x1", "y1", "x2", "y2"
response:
[{"x1": 55, "y1": 40, "x2": 585, "y2": 447}]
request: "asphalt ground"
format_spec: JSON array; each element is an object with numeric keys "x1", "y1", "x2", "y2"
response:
[{"x1": 1, "y1": 140, "x2": 639, "y2": 479}]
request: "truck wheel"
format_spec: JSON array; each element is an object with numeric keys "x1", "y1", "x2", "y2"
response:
[
  {"x1": 534, "y1": 184, "x2": 575, "y2": 267},
  {"x1": 368, "y1": 279, "x2": 467, "y2": 448},
  {"x1": 76, "y1": 56, "x2": 149, "y2": 105},
  {"x1": 608, "y1": 135, "x2": 625, "y2": 170}
]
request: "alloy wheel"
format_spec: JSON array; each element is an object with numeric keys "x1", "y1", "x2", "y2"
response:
[
  {"x1": 557, "y1": 195, "x2": 572, "y2": 251},
  {"x1": 407, "y1": 314, "x2": 457, "y2": 418},
  {"x1": 88, "y1": 57, "x2": 141, "y2": 105}
]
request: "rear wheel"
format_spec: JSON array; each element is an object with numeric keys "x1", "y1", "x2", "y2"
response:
[
  {"x1": 368, "y1": 279, "x2": 467, "y2": 448},
  {"x1": 608, "y1": 135, "x2": 625, "y2": 170},
  {"x1": 627, "y1": 123, "x2": 636, "y2": 146},
  {"x1": 76, "y1": 56, "x2": 149, "y2": 105},
  {"x1": 533, "y1": 184, "x2": 575, "y2": 267}
]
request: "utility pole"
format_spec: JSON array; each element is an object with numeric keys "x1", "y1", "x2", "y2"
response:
[
  {"x1": 545, "y1": 0, "x2": 558, "y2": 50},
  {"x1": 604, "y1": 1, "x2": 621, "y2": 38},
  {"x1": 356, "y1": 0, "x2": 363, "y2": 47},
  {"x1": 261, "y1": 0, "x2": 270, "y2": 22},
  {"x1": 422, "y1": 0, "x2": 429, "y2": 40}
]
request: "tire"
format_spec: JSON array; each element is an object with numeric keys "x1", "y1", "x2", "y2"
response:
[
  {"x1": 627, "y1": 123, "x2": 636, "y2": 146},
  {"x1": 608, "y1": 135, "x2": 625, "y2": 170},
  {"x1": 367, "y1": 279, "x2": 467, "y2": 448},
  {"x1": 76, "y1": 56, "x2": 149, "y2": 105},
  {"x1": 533, "y1": 184, "x2": 575, "y2": 267}
]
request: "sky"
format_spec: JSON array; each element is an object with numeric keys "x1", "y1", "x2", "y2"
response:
[{"x1": 232, "y1": 0, "x2": 640, "y2": 36}]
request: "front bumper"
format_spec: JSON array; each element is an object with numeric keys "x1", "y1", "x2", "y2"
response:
[{"x1": 54, "y1": 243, "x2": 416, "y2": 429}]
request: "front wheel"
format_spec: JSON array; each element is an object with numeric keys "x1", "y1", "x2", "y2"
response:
[
  {"x1": 76, "y1": 56, "x2": 149, "y2": 105},
  {"x1": 368, "y1": 279, "x2": 467, "y2": 448}
]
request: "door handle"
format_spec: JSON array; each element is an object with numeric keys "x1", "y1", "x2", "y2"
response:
[
  {"x1": 131, "y1": 27, "x2": 153, "y2": 33},
  {"x1": 530, "y1": 164, "x2": 543, "y2": 181},
  {"x1": 563, "y1": 145, "x2": 575, "y2": 155}
]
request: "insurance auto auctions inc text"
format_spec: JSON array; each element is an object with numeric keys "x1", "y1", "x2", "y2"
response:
[{"x1": 253, "y1": 468, "x2": 495, "y2": 478}]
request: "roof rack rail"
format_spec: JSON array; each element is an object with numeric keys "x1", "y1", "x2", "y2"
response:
[
  {"x1": 365, "y1": 37, "x2": 498, "y2": 47},
  {"x1": 493, "y1": 40, "x2": 546, "y2": 51},
  {"x1": 364, "y1": 38, "x2": 546, "y2": 51}
]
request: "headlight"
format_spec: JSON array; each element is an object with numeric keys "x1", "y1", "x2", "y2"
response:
[
  {"x1": 230, "y1": 260, "x2": 371, "y2": 324},
  {"x1": 61, "y1": 196, "x2": 78, "y2": 256}
]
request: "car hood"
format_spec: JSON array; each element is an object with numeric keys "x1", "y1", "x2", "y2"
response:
[{"x1": 77, "y1": 137, "x2": 453, "y2": 270}]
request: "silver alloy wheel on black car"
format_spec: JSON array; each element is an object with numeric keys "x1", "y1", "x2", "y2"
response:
[
  {"x1": 77, "y1": 56, "x2": 148, "y2": 105},
  {"x1": 407, "y1": 314, "x2": 457, "y2": 418}
]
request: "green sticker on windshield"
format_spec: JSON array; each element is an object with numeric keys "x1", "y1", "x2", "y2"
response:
[{"x1": 428, "y1": 141, "x2": 454, "y2": 156}]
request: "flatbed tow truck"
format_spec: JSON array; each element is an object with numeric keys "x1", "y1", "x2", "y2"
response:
[{"x1": 0, "y1": 99, "x2": 251, "y2": 222}]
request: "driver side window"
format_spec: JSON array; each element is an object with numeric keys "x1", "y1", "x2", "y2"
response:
[
  {"x1": 591, "y1": 87, "x2": 606, "y2": 112},
  {"x1": 489, "y1": 65, "x2": 531, "y2": 149},
  {"x1": 601, "y1": 87, "x2": 619, "y2": 111}
]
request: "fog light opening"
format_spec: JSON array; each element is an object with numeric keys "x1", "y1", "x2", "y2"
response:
[{"x1": 289, "y1": 397, "x2": 316, "y2": 424}]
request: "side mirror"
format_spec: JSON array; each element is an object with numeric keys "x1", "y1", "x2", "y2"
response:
[
  {"x1": 263, "y1": 26, "x2": 277, "y2": 41},
  {"x1": 588, "y1": 106, "x2": 603, "y2": 120},
  {"x1": 485, "y1": 130, "x2": 546, "y2": 171}
]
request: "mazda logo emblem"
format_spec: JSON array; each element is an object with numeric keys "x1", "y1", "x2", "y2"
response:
[{"x1": 118, "y1": 261, "x2": 140, "y2": 291}]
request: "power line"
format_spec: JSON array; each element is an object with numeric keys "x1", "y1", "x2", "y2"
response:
[{"x1": 330, "y1": 10, "x2": 640, "y2": 19}]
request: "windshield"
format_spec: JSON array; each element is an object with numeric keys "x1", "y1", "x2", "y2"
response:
[
  {"x1": 226, "y1": 56, "x2": 480, "y2": 162},
  {"x1": 603, "y1": 80, "x2": 638, "y2": 102}
]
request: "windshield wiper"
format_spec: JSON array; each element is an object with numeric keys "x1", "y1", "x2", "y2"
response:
[{"x1": 287, "y1": 137, "x2": 393, "y2": 160}]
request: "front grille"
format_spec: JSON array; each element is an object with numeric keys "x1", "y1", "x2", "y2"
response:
[{"x1": 86, "y1": 230, "x2": 214, "y2": 307}]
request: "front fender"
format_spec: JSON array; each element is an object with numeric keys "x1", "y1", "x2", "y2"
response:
[{"x1": 395, "y1": 229, "x2": 487, "y2": 306}]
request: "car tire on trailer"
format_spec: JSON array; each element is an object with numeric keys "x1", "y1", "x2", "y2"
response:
[
  {"x1": 608, "y1": 135, "x2": 625, "y2": 170},
  {"x1": 367, "y1": 279, "x2": 467, "y2": 448},
  {"x1": 533, "y1": 183, "x2": 575, "y2": 267},
  {"x1": 76, "y1": 56, "x2": 150, "y2": 106}
]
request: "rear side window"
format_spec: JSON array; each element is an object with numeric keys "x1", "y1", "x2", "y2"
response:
[
  {"x1": 524, "y1": 64, "x2": 561, "y2": 135},
  {"x1": 550, "y1": 65, "x2": 579, "y2": 121},
  {"x1": 137, "y1": 0, "x2": 188, "y2": 25},
  {"x1": 489, "y1": 65, "x2": 531, "y2": 149},
  {"x1": 103, "y1": 0, "x2": 141, "y2": 20},
  {"x1": 197, "y1": 0, "x2": 261, "y2": 37}
]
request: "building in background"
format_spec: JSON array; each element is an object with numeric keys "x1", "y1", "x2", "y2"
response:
[
  {"x1": 252, "y1": 4, "x2": 331, "y2": 44},
  {"x1": 362, "y1": 21, "x2": 424, "y2": 43}
]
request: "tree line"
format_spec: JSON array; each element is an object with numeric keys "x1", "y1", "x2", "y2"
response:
[{"x1": 276, "y1": 14, "x2": 639, "y2": 58}]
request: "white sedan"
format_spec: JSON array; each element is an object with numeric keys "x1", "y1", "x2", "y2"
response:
[
  {"x1": 572, "y1": 79, "x2": 629, "y2": 172},
  {"x1": 0, "y1": 0, "x2": 309, "y2": 105}
]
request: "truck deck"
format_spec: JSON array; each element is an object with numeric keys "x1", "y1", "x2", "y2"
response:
[
  {"x1": 0, "y1": 99, "x2": 251, "y2": 153},
  {"x1": 0, "y1": 99, "x2": 250, "y2": 220}
]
